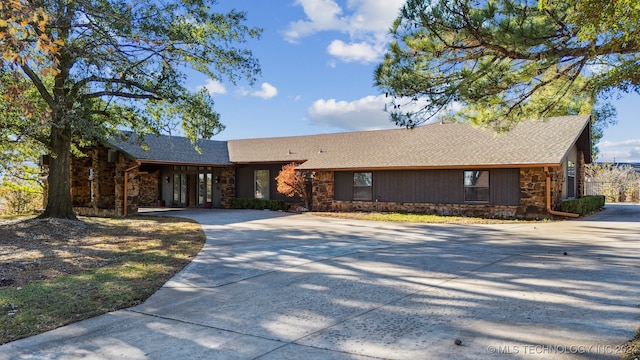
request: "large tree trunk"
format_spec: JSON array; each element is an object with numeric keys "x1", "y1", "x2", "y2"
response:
[{"x1": 40, "y1": 124, "x2": 77, "y2": 220}]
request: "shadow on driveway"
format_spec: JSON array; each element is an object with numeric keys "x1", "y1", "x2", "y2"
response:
[{"x1": 2, "y1": 206, "x2": 639, "y2": 359}]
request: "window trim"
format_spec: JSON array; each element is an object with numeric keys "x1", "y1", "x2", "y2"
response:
[
  {"x1": 353, "y1": 172, "x2": 373, "y2": 201},
  {"x1": 254, "y1": 169, "x2": 270, "y2": 199},
  {"x1": 463, "y1": 170, "x2": 490, "y2": 203}
]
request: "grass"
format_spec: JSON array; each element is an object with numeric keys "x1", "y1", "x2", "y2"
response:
[
  {"x1": 309, "y1": 211, "x2": 543, "y2": 224},
  {"x1": 0, "y1": 216, "x2": 205, "y2": 345},
  {"x1": 623, "y1": 328, "x2": 640, "y2": 360}
]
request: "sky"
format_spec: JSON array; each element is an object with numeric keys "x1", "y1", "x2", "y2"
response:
[{"x1": 186, "y1": 0, "x2": 640, "y2": 163}]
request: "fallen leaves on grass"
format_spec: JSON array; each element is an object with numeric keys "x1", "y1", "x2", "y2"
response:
[
  {"x1": 0, "y1": 215, "x2": 205, "y2": 344},
  {"x1": 309, "y1": 211, "x2": 539, "y2": 224}
]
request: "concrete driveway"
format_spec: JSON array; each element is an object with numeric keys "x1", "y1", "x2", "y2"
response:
[{"x1": 2, "y1": 204, "x2": 639, "y2": 359}]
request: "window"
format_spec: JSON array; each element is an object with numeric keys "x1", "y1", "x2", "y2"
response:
[
  {"x1": 173, "y1": 173, "x2": 187, "y2": 205},
  {"x1": 464, "y1": 170, "x2": 489, "y2": 202},
  {"x1": 206, "y1": 173, "x2": 213, "y2": 203},
  {"x1": 254, "y1": 170, "x2": 269, "y2": 199},
  {"x1": 198, "y1": 173, "x2": 206, "y2": 205},
  {"x1": 353, "y1": 172, "x2": 372, "y2": 201}
]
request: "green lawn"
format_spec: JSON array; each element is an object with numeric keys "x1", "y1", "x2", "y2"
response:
[{"x1": 0, "y1": 216, "x2": 205, "y2": 345}]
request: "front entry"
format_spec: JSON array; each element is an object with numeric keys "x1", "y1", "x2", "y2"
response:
[{"x1": 169, "y1": 166, "x2": 222, "y2": 208}]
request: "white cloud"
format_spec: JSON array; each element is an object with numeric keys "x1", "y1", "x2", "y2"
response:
[
  {"x1": 236, "y1": 87, "x2": 250, "y2": 96},
  {"x1": 285, "y1": 0, "x2": 406, "y2": 63},
  {"x1": 308, "y1": 94, "x2": 452, "y2": 131},
  {"x1": 251, "y1": 83, "x2": 278, "y2": 99},
  {"x1": 284, "y1": 0, "x2": 347, "y2": 41},
  {"x1": 288, "y1": 95, "x2": 302, "y2": 102},
  {"x1": 308, "y1": 94, "x2": 394, "y2": 131},
  {"x1": 327, "y1": 40, "x2": 380, "y2": 63},
  {"x1": 596, "y1": 138, "x2": 640, "y2": 162},
  {"x1": 598, "y1": 139, "x2": 640, "y2": 148},
  {"x1": 198, "y1": 79, "x2": 226, "y2": 95}
]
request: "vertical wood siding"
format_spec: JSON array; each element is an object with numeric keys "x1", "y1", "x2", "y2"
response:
[
  {"x1": 334, "y1": 171, "x2": 354, "y2": 201},
  {"x1": 235, "y1": 163, "x2": 297, "y2": 201},
  {"x1": 490, "y1": 168, "x2": 520, "y2": 205},
  {"x1": 334, "y1": 169, "x2": 520, "y2": 205}
]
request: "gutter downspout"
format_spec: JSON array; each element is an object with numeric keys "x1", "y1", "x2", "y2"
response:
[
  {"x1": 123, "y1": 161, "x2": 141, "y2": 217},
  {"x1": 544, "y1": 166, "x2": 579, "y2": 218}
]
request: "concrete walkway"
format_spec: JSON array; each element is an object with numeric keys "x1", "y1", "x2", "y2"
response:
[{"x1": 2, "y1": 205, "x2": 639, "y2": 359}]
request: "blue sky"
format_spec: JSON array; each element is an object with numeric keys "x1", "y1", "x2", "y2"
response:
[{"x1": 189, "y1": 0, "x2": 640, "y2": 163}]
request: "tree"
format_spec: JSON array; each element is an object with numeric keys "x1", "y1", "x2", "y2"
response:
[
  {"x1": 0, "y1": 69, "x2": 48, "y2": 199},
  {"x1": 275, "y1": 163, "x2": 312, "y2": 210},
  {"x1": 374, "y1": 0, "x2": 638, "y2": 133},
  {"x1": 585, "y1": 163, "x2": 640, "y2": 203},
  {"x1": 0, "y1": 0, "x2": 60, "y2": 70},
  {"x1": 1, "y1": 0, "x2": 261, "y2": 219}
]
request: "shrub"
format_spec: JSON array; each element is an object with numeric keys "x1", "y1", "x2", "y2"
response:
[
  {"x1": 275, "y1": 163, "x2": 311, "y2": 210},
  {"x1": 0, "y1": 182, "x2": 43, "y2": 215},
  {"x1": 585, "y1": 163, "x2": 640, "y2": 203},
  {"x1": 561, "y1": 195, "x2": 605, "y2": 215},
  {"x1": 229, "y1": 198, "x2": 286, "y2": 211}
]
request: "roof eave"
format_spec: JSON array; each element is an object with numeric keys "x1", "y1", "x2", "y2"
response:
[
  {"x1": 137, "y1": 159, "x2": 232, "y2": 167},
  {"x1": 298, "y1": 163, "x2": 563, "y2": 171}
]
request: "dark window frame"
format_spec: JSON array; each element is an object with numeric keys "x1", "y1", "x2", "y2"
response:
[
  {"x1": 254, "y1": 169, "x2": 270, "y2": 199},
  {"x1": 353, "y1": 172, "x2": 373, "y2": 201},
  {"x1": 463, "y1": 170, "x2": 490, "y2": 203}
]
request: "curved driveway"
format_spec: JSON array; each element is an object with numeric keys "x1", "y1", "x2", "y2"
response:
[{"x1": 2, "y1": 205, "x2": 640, "y2": 359}]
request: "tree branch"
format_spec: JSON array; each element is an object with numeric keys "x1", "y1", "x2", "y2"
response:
[
  {"x1": 80, "y1": 91, "x2": 161, "y2": 101},
  {"x1": 20, "y1": 64, "x2": 55, "y2": 108}
]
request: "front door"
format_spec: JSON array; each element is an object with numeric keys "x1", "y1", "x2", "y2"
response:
[
  {"x1": 211, "y1": 169, "x2": 222, "y2": 208},
  {"x1": 196, "y1": 170, "x2": 223, "y2": 208}
]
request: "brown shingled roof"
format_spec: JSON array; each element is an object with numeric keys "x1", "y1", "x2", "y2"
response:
[{"x1": 227, "y1": 115, "x2": 590, "y2": 170}]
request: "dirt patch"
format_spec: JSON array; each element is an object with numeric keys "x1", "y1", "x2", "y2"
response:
[{"x1": 0, "y1": 216, "x2": 187, "y2": 287}]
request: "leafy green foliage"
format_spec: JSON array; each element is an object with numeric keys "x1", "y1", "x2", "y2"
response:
[
  {"x1": 229, "y1": 198, "x2": 286, "y2": 211},
  {"x1": 561, "y1": 195, "x2": 605, "y2": 215},
  {"x1": 1, "y1": 0, "x2": 262, "y2": 218},
  {"x1": 0, "y1": 182, "x2": 42, "y2": 215},
  {"x1": 375, "y1": 0, "x2": 637, "y2": 136}
]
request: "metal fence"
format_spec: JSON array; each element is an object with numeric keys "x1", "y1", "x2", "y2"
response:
[{"x1": 584, "y1": 181, "x2": 640, "y2": 203}]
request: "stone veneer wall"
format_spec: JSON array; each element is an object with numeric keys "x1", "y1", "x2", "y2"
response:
[
  {"x1": 71, "y1": 154, "x2": 93, "y2": 207},
  {"x1": 220, "y1": 167, "x2": 235, "y2": 208},
  {"x1": 549, "y1": 166, "x2": 564, "y2": 211},
  {"x1": 311, "y1": 167, "x2": 567, "y2": 219},
  {"x1": 72, "y1": 146, "x2": 139, "y2": 217},
  {"x1": 517, "y1": 167, "x2": 547, "y2": 218},
  {"x1": 139, "y1": 171, "x2": 159, "y2": 207},
  {"x1": 514, "y1": 166, "x2": 563, "y2": 218},
  {"x1": 94, "y1": 147, "x2": 116, "y2": 209},
  {"x1": 331, "y1": 201, "x2": 519, "y2": 218},
  {"x1": 576, "y1": 151, "x2": 585, "y2": 198},
  {"x1": 311, "y1": 171, "x2": 334, "y2": 211}
]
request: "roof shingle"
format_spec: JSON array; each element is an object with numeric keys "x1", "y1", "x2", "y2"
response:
[
  {"x1": 227, "y1": 115, "x2": 590, "y2": 169},
  {"x1": 108, "y1": 115, "x2": 590, "y2": 169},
  {"x1": 109, "y1": 132, "x2": 230, "y2": 166}
]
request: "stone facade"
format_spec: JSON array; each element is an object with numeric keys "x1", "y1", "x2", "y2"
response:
[
  {"x1": 220, "y1": 167, "x2": 236, "y2": 209},
  {"x1": 139, "y1": 171, "x2": 160, "y2": 207},
  {"x1": 517, "y1": 167, "x2": 547, "y2": 218},
  {"x1": 94, "y1": 147, "x2": 117, "y2": 209},
  {"x1": 310, "y1": 167, "x2": 570, "y2": 219},
  {"x1": 311, "y1": 171, "x2": 334, "y2": 211},
  {"x1": 576, "y1": 151, "x2": 585, "y2": 198},
  {"x1": 330, "y1": 201, "x2": 519, "y2": 218},
  {"x1": 549, "y1": 166, "x2": 564, "y2": 211},
  {"x1": 71, "y1": 146, "x2": 139, "y2": 217},
  {"x1": 516, "y1": 166, "x2": 564, "y2": 218},
  {"x1": 70, "y1": 154, "x2": 93, "y2": 207}
]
